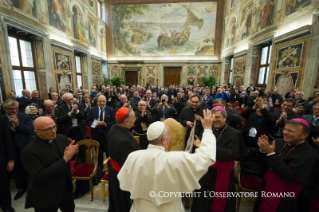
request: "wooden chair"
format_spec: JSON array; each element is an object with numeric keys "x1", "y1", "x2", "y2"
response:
[
  {"x1": 133, "y1": 136, "x2": 140, "y2": 144},
  {"x1": 101, "y1": 157, "x2": 110, "y2": 202},
  {"x1": 72, "y1": 139, "x2": 99, "y2": 201},
  {"x1": 236, "y1": 162, "x2": 262, "y2": 212}
]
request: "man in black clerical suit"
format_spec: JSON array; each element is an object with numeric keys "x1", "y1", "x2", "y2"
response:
[
  {"x1": 0, "y1": 115, "x2": 15, "y2": 212},
  {"x1": 86, "y1": 95, "x2": 115, "y2": 169},
  {"x1": 2, "y1": 99, "x2": 34, "y2": 200},
  {"x1": 56, "y1": 93, "x2": 87, "y2": 162},
  {"x1": 21, "y1": 117, "x2": 78, "y2": 212}
]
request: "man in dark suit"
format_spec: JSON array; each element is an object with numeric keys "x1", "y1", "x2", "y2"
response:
[
  {"x1": 56, "y1": 93, "x2": 87, "y2": 163},
  {"x1": 0, "y1": 115, "x2": 15, "y2": 212},
  {"x1": 302, "y1": 104, "x2": 319, "y2": 150},
  {"x1": 271, "y1": 89, "x2": 283, "y2": 108},
  {"x1": 213, "y1": 98, "x2": 242, "y2": 130},
  {"x1": 21, "y1": 117, "x2": 78, "y2": 212},
  {"x1": 113, "y1": 94, "x2": 137, "y2": 112},
  {"x1": 50, "y1": 92, "x2": 63, "y2": 107},
  {"x1": 30, "y1": 90, "x2": 44, "y2": 110},
  {"x1": 17, "y1": 89, "x2": 32, "y2": 113},
  {"x1": 172, "y1": 92, "x2": 187, "y2": 118},
  {"x1": 86, "y1": 95, "x2": 115, "y2": 169},
  {"x1": 2, "y1": 99, "x2": 34, "y2": 200},
  {"x1": 241, "y1": 99, "x2": 276, "y2": 148},
  {"x1": 272, "y1": 98, "x2": 300, "y2": 138},
  {"x1": 151, "y1": 94, "x2": 176, "y2": 121},
  {"x1": 230, "y1": 86, "x2": 241, "y2": 104}
]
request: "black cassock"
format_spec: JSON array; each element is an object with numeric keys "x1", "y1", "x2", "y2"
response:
[
  {"x1": 107, "y1": 125, "x2": 140, "y2": 212},
  {"x1": 192, "y1": 125, "x2": 246, "y2": 212},
  {"x1": 253, "y1": 139, "x2": 319, "y2": 212}
]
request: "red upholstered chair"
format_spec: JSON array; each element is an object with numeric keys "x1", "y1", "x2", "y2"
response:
[
  {"x1": 233, "y1": 101, "x2": 239, "y2": 108},
  {"x1": 275, "y1": 107, "x2": 282, "y2": 112},
  {"x1": 86, "y1": 126, "x2": 92, "y2": 139},
  {"x1": 72, "y1": 139, "x2": 99, "y2": 201},
  {"x1": 236, "y1": 162, "x2": 262, "y2": 212},
  {"x1": 101, "y1": 157, "x2": 110, "y2": 202}
]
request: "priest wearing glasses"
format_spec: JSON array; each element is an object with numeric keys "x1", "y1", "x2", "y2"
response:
[
  {"x1": 254, "y1": 119, "x2": 319, "y2": 212},
  {"x1": 191, "y1": 106, "x2": 246, "y2": 212}
]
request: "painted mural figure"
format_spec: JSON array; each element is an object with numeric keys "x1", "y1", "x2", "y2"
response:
[
  {"x1": 89, "y1": 19, "x2": 96, "y2": 47},
  {"x1": 259, "y1": 0, "x2": 275, "y2": 29},
  {"x1": 73, "y1": 7, "x2": 86, "y2": 44},
  {"x1": 239, "y1": 5, "x2": 252, "y2": 39},
  {"x1": 48, "y1": 0, "x2": 66, "y2": 32},
  {"x1": 19, "y1": 0, "x2": 33, "y2": 15}
]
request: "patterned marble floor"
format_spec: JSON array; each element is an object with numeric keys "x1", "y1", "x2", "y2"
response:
[{"x1": 10, "y1": 181, "x2": 254, "y2": 212}]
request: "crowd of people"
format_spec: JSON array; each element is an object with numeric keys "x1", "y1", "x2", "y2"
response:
[{"x1": 0, "y1": 82, "x2": 318, "y2": 212}]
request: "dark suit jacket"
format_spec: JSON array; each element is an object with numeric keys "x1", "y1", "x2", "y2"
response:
[
  {"x1": 241, "y1": 108, "x2": 276, "y2": 148},
  {"x1": 86, "y1": 106, "x2": 115, "y2": 141},
  {"x1": 29, "y1": 98, "x2": 45, "y2": 109},
  {"x1": 21, "y1": 135, "x2": 72, "y2": 209},
  {"x1": 2, "y1": 113, "x2": 34, "y2": 151},
  {"x1": 104, "y1": 92, "x2": 120, "y2": 107},
  {"x1": 302, "y1": 115, "x2": 319, "y2": 127},
  {"x1": 230, "y1": 90, "x2": 241, "y2": 103},
  {"x1": 151, "y1": 103, "x2": 176, "y2": 121},
  {"x1": 173, "y1": 98, "x2": 187, "y2": 118},
  {"x1": 17, "y1": 97, "x2": 33, "y2": 113},
  {"x1": 55, "y1": 103, "x2": 86, "y2": 139},
  {"x1": 0, "y1": 115, "x2": 14, "y2": 161},
  {"x1": 271, "y1": 94, "x2": 283, "y2": 108},
  {"x1": 226, "y1": 108, "x2": 243, "y2": 130}
]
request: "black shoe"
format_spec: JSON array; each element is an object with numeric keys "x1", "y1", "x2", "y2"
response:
[
  {"x1": 14, "y1": 188, "x2": 26, "y2": 200},
  {"x1": 3, "y1": 207, "x2": 15, "y2": 212}
]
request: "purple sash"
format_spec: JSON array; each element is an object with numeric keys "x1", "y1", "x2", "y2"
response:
[
  {"x1": 211, "y1": 160, "x2": 234, "y2": 212},
  {"x1": 259, "y1": 170, "x2": 304, "y2": 212}
]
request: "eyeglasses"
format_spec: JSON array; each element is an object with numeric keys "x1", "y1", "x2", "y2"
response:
[
  {"x1": 64, "y1": 98, "x2": 73, "y2": 101},
  {"x1": 8, "y1": 108, "x2": 19, "y2": 111},
  {"x1": 36, "y1": 125, "x2": 57, "y2": 131}
]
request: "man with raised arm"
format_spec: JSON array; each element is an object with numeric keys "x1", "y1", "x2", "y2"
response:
[{"x1": 118, "y1": 110, "x2": 216, "y2": 212}]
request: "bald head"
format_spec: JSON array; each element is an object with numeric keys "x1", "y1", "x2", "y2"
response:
[
  {"x1": 34, "y1": 117, "x2": 54, "y2": 129},
  {"x1": 97, "y1": 95, "x2": 106, "y2": 108},
  {"x1": 120, "y1": 94, "x2": 127, "y2": 104}
]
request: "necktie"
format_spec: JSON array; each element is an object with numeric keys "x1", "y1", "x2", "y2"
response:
[{"x1": 100, "y1": 108, "x2": 103, "y2": 121}]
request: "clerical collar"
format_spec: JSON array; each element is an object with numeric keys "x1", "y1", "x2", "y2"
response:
[
  {"x1": 287, "y1": 140, "x2": 305, "y2": 147},
  {"x1": 42, "y1": 139, "x2": 53, "y2": 144},
  {"x1": 148, "y1": 144, "x2": 165, "y2": 151},
  {"x1": 213, "y1": 124, "x2": 227, "y2": 131}
]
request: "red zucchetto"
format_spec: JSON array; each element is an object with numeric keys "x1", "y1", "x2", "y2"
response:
[{"x1": 116, "y1": 107, "x2": 129, "y2": 121}]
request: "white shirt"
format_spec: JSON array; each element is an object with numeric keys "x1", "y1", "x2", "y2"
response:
[{"x1": 118, "y1": 129, "x2": 216, "y2": 212}]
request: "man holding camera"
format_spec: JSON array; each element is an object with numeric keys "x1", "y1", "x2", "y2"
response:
[{"x1": 151, "y1": 94, "x2": 176, "y2": 121}]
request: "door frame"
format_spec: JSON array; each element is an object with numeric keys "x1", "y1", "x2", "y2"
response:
[
  {"x1": 163, "y1": 66, "x2": 182, "y2": 87},
  {"x1": 122, "y1": 67, "x2": 141, "y2": 86}
]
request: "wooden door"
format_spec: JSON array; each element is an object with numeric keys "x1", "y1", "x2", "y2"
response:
[
  {"x1": 164, "y1": 67, "x2": 181, "y2": 87},
  {"x1": 125, "y1": 71, "x2": 138, "y2": 87}
]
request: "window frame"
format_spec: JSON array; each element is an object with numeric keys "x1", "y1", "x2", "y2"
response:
[
  {"x1": 75, "y1": 53, "x2": 83, "y2": 89},
  {"x1": 256, "y1": 43, "x2": 272, "y2": 86},
  {"x1": 8, "y1": 33, "x2": 39, "y2": 96},
  {"x1": 229, "y1": 57, "x2": 234, "y2": 85}
]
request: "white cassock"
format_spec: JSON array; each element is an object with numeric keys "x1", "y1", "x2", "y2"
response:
[{"x1": 118, "y1": 129, "x2": 216, "y2": 212}]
